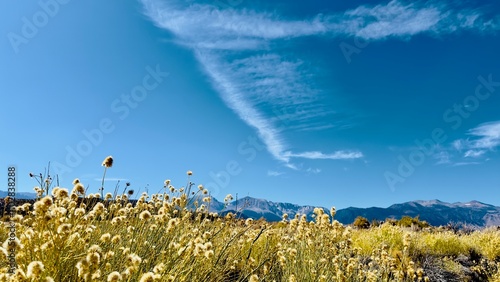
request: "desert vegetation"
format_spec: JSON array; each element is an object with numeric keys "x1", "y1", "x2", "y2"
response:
[{"x1": 1, "y1": 158, "x2": 500, "y2": 281}]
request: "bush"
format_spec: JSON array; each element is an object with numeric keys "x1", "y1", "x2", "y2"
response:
[
  {"x1": 2, "y1": 158, "x2": 498, "y2": 281},
  {"x1": 353, "y1": 216, "x2": 370, "y2": 229},
  {"x1": 397, "y1": 215, "x2": 430, "y2": 229}
]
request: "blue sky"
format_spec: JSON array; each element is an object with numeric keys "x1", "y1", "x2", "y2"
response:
[{"x1": 1, "y1": 0, "x2": 499, "y2": 209}]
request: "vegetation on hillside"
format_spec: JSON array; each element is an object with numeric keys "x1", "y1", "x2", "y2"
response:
[{"x1": 1, "y1": 158, "x2": 499, "y2": 281}]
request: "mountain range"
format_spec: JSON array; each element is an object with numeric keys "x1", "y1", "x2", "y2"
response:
[
  {"x1": 210, "y1": 197, "x2": 500, "y2": 228},
  {"x1": 2, "y1": 190, "x2": 499, "y2": 227},
  {"x1": 0, "y1": 190, "x2": 39, "y2": 199}
]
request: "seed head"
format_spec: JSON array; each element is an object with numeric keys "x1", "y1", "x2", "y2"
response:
[
  {"x1": 102, "y1": 156, "x2": 114, "y2": 168},
  {"x1": 224, "y1": 194, "x2": 233, "y2": 202},
  {"x1": 245, "y1": 218, "x2": 253, "y2": 226},
  {"x1": 330, "y1": 207, "x2": 336, "y2": 218},
  {"x1": 57, "y1": 224, "x2": 72, "y2": 234},
  {"x1": 153, "y1": 263, "x2": 165, "y2": 274},
  {"x1": 73, "y1": 183, "x2": 85, "y2": 195},
  {"x1": 55, "y1": 188, "x2": 69, "y2": 199},
  {"x1": 139, "y1": 272, "x2": 155, "y2": 282},
  {"x1": 127, "y1": 253, "x2": 142, "y2": 267},
  {"x1": 34, "y1": 196, "x2": 53, "y2": 214},
  {"x1": 204, "y1": 250, "x2": 214, "y2": 259},
  {"x1": 41, "y1": 196, "x2": 53, "y2": 207},
  {"x1": 26, "y1": 261, "x2": 44, "y2": 278},
  {"x1": 111, "y1": 235, "x2": 121, "y2": 244},
  {"x1": 88, "y1": 244, "x2": 102, "y2": 254},
  {"x1": 93, "y1": 203, "x2": 105, "y2": 214},
  {"x1": 76, "y1": 260, "x2": 89, "y2": 278},
  {"x1": 86, "y1": 252, "x2": 100, "y2": 265},
  {"x1": 139, "y1": 210, "x2": 152, "y2": 220},
  {"x1": 74, "y1": 208, "x2": 86, "y2": 217},
  {"x1": 100, "y1": 233, "x2": 111, "y2": 243},
  {"x1": 91, "y1": 270, "x2": 101, "y2": 280},
  {"x1": 33, "y1": 187, "x2": 43, "y2": 197}
]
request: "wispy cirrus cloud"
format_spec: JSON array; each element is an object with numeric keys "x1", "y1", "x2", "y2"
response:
[
  {"x1": 453, "y1": 121, "x2": 500, "y2": 157},
  {"x1": 267, "y1": 170, "x2": 284, "y2": 177},
  {"x1": 284, "y1": 150, "x2": 364, "y2": 160},
  {"x1": 141, "y1": 0, "x2": 329, "y2": 50},
  {"x1": 306, "y1": 167, "x2": 322, "y2": 174},
  {"x1": 433, "y1": 150, "x2": 451, "y2": 165},
  {"x1": 140, "y1": 0, "x2": 497, "y2": 167},
  {"x1": 332, "y1": 1, "x2": 498, "y2": 40},
  {"x1": 433, "y1": 121, "x2": 500, "y2": 166},
  {"x1": 335, "y1": 1, "x2": 443, "y2": 40},
  {"x1": 463, "y1": 149, "x2": 487, "y2": 158},
  {"x1": 452, "y1": 161, "x2": 481, "y2": 167},
  {"x1": 142, "y1": 0, "x2": 499, "y2": 49},
  {"x1": 467, "y1": 121, "x2": 500, "y2": 149}
]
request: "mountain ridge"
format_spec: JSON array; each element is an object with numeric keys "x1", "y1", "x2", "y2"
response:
[
  {"x1": 216, "y1": 197, "x2": 500, "y2": 227},
  {"x1": 2, "y1": 190, "x2": 499, "y2": 227}
]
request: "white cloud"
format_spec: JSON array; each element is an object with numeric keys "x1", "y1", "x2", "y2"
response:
[
  {"x1": 142, "y1": 0, "x2": 499, "y2": 48},
  {"x1": 437, "y1": 121, "x2": 500, "y2": 166},
  {"x1": 306, "y1": 168, "x2": 322, "y2": 174},
  {"x1": 141, "y1": 0, "x2": 329, "y2": 51},
  {"x1": 451, "y1": 121, "x2": 500, "y2": 154},
  {"x1": 464, "y1": 149, "x2": 487, "y2": 158},
  {"x1": 337, "y1": 1, "x2": 443, "y2": 40},
  {"x1": 333, "y1": 1, "x2": 499, "y2": 40},
  {"x1": 292, "y1": 123, "x2": 336, "y2": 132},
  {"x1": 284, "y1": 150, "x2": 363, "y2": 160},
  {"x1": 193, "y1": 49, "x2": 360, "y2": 165},
  {"x1": 195, "y1": 51, "x2": 290, "y2": 163},
  {"x1": 433, "y1": 151, "x2": 451, "y2": 165},
  {"x1": 140, "y1": 0, "x2": 497, "y2": 168},
  {"x1": 452, "y1": 162, "x2": 481, "y2": 167},
  {"x1": 267, "y1": 170, "x2": 284, "y2": 177},
  {"x1": 452, "y1": 139, "x2": 465, "y2": 151},
  {"x1": 466, "y1": 121, "x2": 500, "y2": 150}
]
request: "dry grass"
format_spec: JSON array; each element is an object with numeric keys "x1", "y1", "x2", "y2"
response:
[{"x1": 1, "y1": 168, "x2": 499, "y2": 281}]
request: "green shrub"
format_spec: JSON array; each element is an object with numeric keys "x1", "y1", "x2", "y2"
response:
[{"x1": 353, "y1": 216, "x2": 370, "y2": 229}]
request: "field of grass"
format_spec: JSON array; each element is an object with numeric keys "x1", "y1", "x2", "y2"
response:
[{"x1": 1, "y1": 168, "x2": 500, "y2": 281}]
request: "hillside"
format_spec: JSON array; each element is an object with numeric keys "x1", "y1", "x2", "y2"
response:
[
  {"x1": 216, "y1": 197, "x2": 500, "y2": 227},
  {"x1": 2, "y1": 190, "x2": 499, "y2": 227}
]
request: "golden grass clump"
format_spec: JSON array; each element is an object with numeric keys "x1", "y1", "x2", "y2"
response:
[{"x1": 1, "y1": 160, "x2": 500, "y2": 281}]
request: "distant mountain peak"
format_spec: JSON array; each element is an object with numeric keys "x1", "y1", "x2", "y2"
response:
[
  {"x1": 221, "y1": 197, "x2": 500, "y2": 227},
  {"x1": 2, "y1": 190, "x2": 499, "y2": 227},
  {"x1": 412, "y1": 199, "x2": 445, "y2": 206}
]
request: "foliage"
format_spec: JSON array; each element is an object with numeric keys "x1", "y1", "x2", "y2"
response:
[
  {"x1": 397, "y1": 216, "x2": 430, "y2": 229},
  {"x1": 353, "y1": 216, "x2": 370, "y2": 229},
  {"x1": 0, "y1": 159, "x2": 499, "y2": 281}
]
